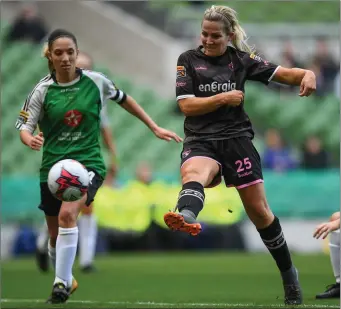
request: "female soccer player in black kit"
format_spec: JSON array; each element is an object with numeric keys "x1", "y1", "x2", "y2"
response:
[{"x1": 164, "y1": 5, "x2": 316, "y2": 305}]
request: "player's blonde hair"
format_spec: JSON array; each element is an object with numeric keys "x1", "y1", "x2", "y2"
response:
[
  {"x1": 42, "y1": 43, "x2": 54, "y2": 73},
  {"x1": 203, "y1": 5, "x2": 255, "y2": 54}
]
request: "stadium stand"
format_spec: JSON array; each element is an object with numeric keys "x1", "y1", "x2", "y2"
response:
[
  {"x1": 112, "y1": 1, "x2": 340, "y2": 39},
  {"x1": 1, "y1": 11, "x2": 339, "y2": 228},
  {"x1": 2, "y1": 20, "x2": 339, "y2": 178}
]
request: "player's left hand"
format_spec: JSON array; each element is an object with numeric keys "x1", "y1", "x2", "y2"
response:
[
  {"x1": 313, "y1": 221, "x2": 335, "y2": 239},
  {"x1": 153, "y1": 126, "x2": 183, "y2": 143},
  {"x1": 299, "y1": 70, "x2": 316, "y2": 97}
]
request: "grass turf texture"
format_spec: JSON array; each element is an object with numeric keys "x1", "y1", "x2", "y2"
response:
[{"x1": 1, "y1": 252, "x2": 339, "y2": 308}]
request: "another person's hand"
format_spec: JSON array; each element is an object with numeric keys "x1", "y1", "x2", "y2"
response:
[
  {"x1": 313, "y1": 221, "x2": 339, "y2": 239},
  {"x1": 30, "y1": 132, "x2": 44, "y2": 151},
  {"x1": 153, "y1": 126, "x2": 183, "y2": 142}
]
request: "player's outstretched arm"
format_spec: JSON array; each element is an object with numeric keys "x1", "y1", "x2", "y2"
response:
[
  {"x1": 178, "y1": 90, "x2": 244, "y2": 117},
  {"x1": 273, "y1": 67, "x2": 316, "y2": 97},
  {"x1": 20, "y1": 130, "x2": 44, "y2": 151},
  {"x1": 119, "y1": 95, "x2": 183, "y2": 143}
]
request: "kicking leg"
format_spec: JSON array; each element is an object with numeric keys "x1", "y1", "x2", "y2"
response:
[{"x1": 164, "y1": 157, "x2": 219, "y2": 236}]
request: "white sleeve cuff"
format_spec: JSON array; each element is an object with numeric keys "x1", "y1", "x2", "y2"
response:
[
  {"x1": 268, "y1": 66, "x2": 281, "y2": 82},
  {"x1": 176, "y1": 94, "x2": 195, "y2": 101}
]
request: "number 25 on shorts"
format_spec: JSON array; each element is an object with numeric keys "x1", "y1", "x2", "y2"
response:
[{"x1": 235, "y1": 157, "x2": 252, "y2": 173}]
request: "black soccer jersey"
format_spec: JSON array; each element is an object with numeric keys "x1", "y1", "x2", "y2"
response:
[{"x1": 176, "y1": 46, "x2": 279, "y2": 142}]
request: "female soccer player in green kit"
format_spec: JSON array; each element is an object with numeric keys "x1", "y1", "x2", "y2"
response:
[
  {"x1": 35, "y1": 51, "x2": 119, "y2": 274},
  {"x1": 16, "y1": 29, "x2": 182, "y2": 304}
]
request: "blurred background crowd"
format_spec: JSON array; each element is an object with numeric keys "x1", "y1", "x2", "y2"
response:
[
  {"x1": 3, "y1": 2, "x2": 339, "y2": 172},
  {"x1": 1, "y1": 1, "x2": 339, "y2": 258}
]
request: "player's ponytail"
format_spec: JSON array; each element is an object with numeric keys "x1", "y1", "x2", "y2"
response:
[
  {"x1": 232, "y1": 22, "x2": 254, "y2": 54},
  {"x1": 42, "y1": 43, "x2": 54, "y2": 73},
  {"x1": 203, "y1": 5, "x2": 255, "y2": 54}
]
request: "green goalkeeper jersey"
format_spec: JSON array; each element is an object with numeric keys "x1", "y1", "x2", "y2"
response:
[{"x1": 16, "y1": 69, "x2": 126, "y2": 182}]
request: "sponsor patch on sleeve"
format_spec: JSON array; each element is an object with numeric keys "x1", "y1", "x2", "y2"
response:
[
  {"x1": 250, "y1": 53, "x2": 264, "y2": 62},
  {"x1": 177, "y1": 66, "x2": 186, "y2": 78},
  {"x1": 250, "y1": 53, "x2": 270, "y2": 66},
  {"x1": 16, "y1": 110, "x2": 29, "y2": 128}
]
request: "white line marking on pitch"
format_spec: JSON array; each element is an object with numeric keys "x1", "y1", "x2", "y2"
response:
[{"x1": 0, "y1": 299, "x2": 339, "y2": 308}]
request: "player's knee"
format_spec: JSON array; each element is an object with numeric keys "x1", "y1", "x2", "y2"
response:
[
  {"x1": 58, "y1": 208, "x2": 78, "y2": 227},
  {"x1": 330, "y1": 212, "x2": 340, "y2": 222},
  {"x1": 247, "y1": 198, "x2": 273, "y2": 225},
  {"x1": 254, "y1": 201, "x2": 270, "y2": 218},
  {"x1": 181, "y1": 165, "x2": 216, "y2": 185},
  {"x1": 182, "y1": 166, "x2": 202, "y2": 183}
]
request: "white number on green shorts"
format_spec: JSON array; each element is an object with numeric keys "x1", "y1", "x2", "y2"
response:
[{"x1": 88, "y1": 171, "x2": 95, "y2": 185}]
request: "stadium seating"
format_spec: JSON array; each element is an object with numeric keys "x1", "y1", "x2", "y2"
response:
[
  {"x1": 148, "y1": 1, "x2": 339, "y2": 23},
  {"x1": 1, "y1": 22, "x2": 339, "y2": 225},
  {"x1": 1, "y1": 21, "x2": 339, "y2": 178},
  {"x1": 245, "y1": 83, "x2": 339, "y2": 156}
]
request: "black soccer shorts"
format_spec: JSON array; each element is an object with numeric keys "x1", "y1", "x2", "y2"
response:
[
  {"x1": 38, "y1": 169, "x2": 104, "y2": 216},
  {"x1": 180, "y1": 137, "x2": 264, "y2": 189}
]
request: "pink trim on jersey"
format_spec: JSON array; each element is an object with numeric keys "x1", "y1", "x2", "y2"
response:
[
  {"x1": 236, "y1": 179, "x2": 264, "y2": 189},
  {"x1": 180, "y1": 156, "x2": 221, "y2": 169}
]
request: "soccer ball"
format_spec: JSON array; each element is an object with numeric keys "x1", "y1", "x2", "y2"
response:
[{"x1": 48, "y1": 159, "x2": 90, "y2": 202}]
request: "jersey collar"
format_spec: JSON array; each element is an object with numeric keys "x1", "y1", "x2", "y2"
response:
[{"x1": 51, "y1": 67, "x2": 83, "y2": 86}]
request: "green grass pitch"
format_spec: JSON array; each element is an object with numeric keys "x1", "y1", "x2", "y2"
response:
[{"x1": 1, "y1": 252, "x2": 339, "y2": 308}]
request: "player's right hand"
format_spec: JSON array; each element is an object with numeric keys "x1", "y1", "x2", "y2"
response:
[
  {"x1": 30, "y1": 132, "x2": 44, "y2": 151},
  {"x1": 153, "y1": 126, "x2": 183, "y2": 143},
  {"x1": 218, "y1": 90, "x2": 244, "y2": 107}
]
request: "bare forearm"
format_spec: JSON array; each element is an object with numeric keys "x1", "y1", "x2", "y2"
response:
[
  {"x1": 120, "y1": 95, "x2": 158, "y2": 131},
  {"x1": 20, "y1": 130, "x2": 34, "y2": 147},
  {"x1": 179, "y1": 96, "x2": 224, "y2": 116},
  {"x1": 273, "y1": 67, "x2": 313, "y2": 86}
]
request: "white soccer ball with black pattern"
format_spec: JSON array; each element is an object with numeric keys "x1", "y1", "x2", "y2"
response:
[{"x1": 47, "y1": 159, "x2": 90, "y2": 202}]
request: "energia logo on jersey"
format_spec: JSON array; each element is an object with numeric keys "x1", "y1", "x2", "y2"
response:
[
  {"x1": 198, "y1": 81, "x2": 236, "y2": 93},
  {"x1": 64, "y1": 110, "x2": 83, "y2": 127}
]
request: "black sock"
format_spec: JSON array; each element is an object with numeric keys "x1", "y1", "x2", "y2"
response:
[
  {"x1": 176, "y1": 181, "x2": 205, "y2": 218},
  {"x1": 257, "y1": 216, "x2": 292, "y2": 272}
]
